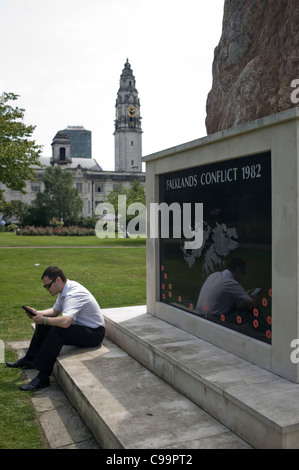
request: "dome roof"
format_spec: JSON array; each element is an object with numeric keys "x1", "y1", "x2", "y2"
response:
[{"x1": 52, "y1": 130, "x2": 70, "y2": 145}]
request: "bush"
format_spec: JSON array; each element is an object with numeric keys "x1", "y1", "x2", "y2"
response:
[
  {"x1": 17, "y1": 226, "x2": 95, "y2": 236},
  {"x1": 5, "y1": 224, "x2": 19, "y2": 232}
]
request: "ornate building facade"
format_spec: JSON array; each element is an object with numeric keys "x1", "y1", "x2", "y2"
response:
[{"x1": 1, "y1": 60, "x2": 145, "y2": 220}]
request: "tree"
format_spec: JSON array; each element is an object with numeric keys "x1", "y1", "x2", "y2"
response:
[
  {"x1": 0, "y1": 200, "x2": 30, "y2": 223},
  {"x1": 33, "y1": 166, "x2": 83, "y2": 225},
  {"x1": 106, "y1": 180, "x2": 146, "y2": 233},
  {"x1": 0, "y1": 92, "x2": 42, "y2": 201},
  {"x1": 106, "y1": 180, "x2": 145, "y2": 215}
]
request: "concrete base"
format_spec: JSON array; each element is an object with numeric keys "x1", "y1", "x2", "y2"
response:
[
  {"x1": 15, "y1": 305, "x2": 299, "y2": 449},
  {"x1": 101, "y1": 306, "x2": 299, "y2": 449},
  {"x1": 53, "y1": 329, "x2": 251, "y2": 449}
]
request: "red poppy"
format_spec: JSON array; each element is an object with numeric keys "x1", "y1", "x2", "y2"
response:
[
  {"x1": 178, "y1": 296, "x2": 182, "y2": 303},
  {"x1": 253, "y1": 319, "x2": 259, "y2": 328},
  {"x1": 168, "y1": 283, "x2": 172, "y2": 290},
  {"x1": 262, "y1": 298, "x2": 268, "y2": 307},
  {"x1": 266, "y1": 330, "x2": 272, "y2": 339},
  {"x1": 162, "y1": 283, "x2": 165, "y2": 290},
  {"x1": 221, "y1": 314, "x2": 225, "y2": 322},
  {"x1": 267, "y1": 316, "x2": 272, "y2": 325},
  {"x1": 253, "y1": 308, "x2": 259, "y2": 317},
  {"x1": 237, "y1": 315, "x2": 242, "y2": 324},
  {"x1": 268, "y1": 288, "x2": 272, "y2": 297}
]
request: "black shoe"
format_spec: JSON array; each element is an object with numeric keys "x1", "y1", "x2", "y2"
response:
[
  {"x1": 19, "y1": 375, "x2": 50, "y2": 391},
  {"x1": 6, "y1": 358, "x2": 34, "y2": 369}
]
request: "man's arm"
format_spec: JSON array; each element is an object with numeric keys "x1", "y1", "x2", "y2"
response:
[
  {"x1": 39, "y1": 308, "x2": 60, "y2": 317},
  {"x1": 28, "y1": 307, "x2": 60, "y2": 317},
  {"x1": 27, "y1": 307, "x2": 73, "y2": 328},
  {"x1": 33, "y1": 313, "x2": 73, "y2": 329}
]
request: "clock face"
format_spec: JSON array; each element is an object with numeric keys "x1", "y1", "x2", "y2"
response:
[{"x1": 127, "y1": 106, "x2": 137, "y2": 117}]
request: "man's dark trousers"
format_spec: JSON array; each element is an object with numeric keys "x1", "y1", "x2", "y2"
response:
[{"x1": 25, "y1": 324, "x2": 105, "y2": 377}]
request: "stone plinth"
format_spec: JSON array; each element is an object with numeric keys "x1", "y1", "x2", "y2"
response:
[{"x1": 143, "y1": 108, "x2": 299, "y2": 383}]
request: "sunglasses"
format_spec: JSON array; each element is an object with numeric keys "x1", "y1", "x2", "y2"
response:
[{"x1": 43, "y1": 278, "x2": 57, "y2": 289}]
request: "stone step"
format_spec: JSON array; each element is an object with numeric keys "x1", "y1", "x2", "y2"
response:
[
  {"x1": 102, "y1": 306, "x2": 299, "y2": 449},
  {"x1": 53, "y1": 337, "x2": 251, "y2": 449}
]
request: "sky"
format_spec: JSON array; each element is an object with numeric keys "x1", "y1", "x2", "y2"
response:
[{"x1": 0, "y1": 0, "x2": 225, "y2": 171}]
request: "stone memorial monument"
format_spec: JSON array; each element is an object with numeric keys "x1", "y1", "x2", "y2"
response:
[{"x1": 143, "y1": 0, "x2": 299, "y2": 384}]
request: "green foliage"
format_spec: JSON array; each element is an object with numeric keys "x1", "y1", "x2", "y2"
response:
[
  {"x1": 106, "y1": 180, "x2": 146, "y2": 231},
  {"x1": 107, "y1": 180, "x2": 145, "y2": 209},
  {"x1": 0, "y1": 199, "x2": 30, "y2": 224},
  {"x1": 32, "y1": 166, "x2": 83, "y2": 225},
  {"x1": 0, "y1": 92, "x2": 42, "y2": 201}
]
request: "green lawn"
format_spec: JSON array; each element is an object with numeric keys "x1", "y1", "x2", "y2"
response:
[
  {"x1": 0, "y1": 235, "x2": 146, "y2": 448},
  {"x1": 0, "y1": 231, "x2": 146, "y2": 247}
]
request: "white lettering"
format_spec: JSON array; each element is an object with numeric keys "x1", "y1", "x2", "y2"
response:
[
  {"x1": 183, "y1": 203, "x2": 203, "y2": 250},
  {"x1": 95, "y1": 197, "x2": 203, "y2": 249},
  {"x1": 149, "y1": 201, "x2": 203, "y2": 249},
  {"x1": 290, "y1": 339, "x2": 299, "y2": 364},
  {"x1": 106, "y1": 455, "x2": 141, "y2": 467},
  {"x1": 200, "y1": 168, "x2": 238, "y2": 185},
  {"x1": 291, "y1": 79, "x2": 299, "y2": 104},
  {"x1": 127, "y1": 202, "x2": 146, "y2": 238},
  {"x1": 166, "y1": 175, "x2": 198, "y2": 190},
  {"x1": 95, "y1": 202, "x2": 116, "y2": 238}
]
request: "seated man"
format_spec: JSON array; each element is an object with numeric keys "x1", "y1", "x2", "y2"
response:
[
  {"x1": 7, "y1": 266, "x2": 105, "y2": 391},
  {"x1": 196, "y1": 258, "x2": 258, "y2": 317}
]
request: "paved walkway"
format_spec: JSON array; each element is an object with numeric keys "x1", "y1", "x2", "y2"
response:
[{"x1": 8, "y1": 341, "x2": 100, "y2": 449}]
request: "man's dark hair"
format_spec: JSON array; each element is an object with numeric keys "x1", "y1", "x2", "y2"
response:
[
  {"x1": 41, "y1": 266, "x2": 67, "y2": 282},
  {"x1": 226, "y1": 258, "x2": 246, "y2": 273}
]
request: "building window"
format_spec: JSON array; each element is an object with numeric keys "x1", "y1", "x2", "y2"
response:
[
  {"x1": 76, "y1": 183, "x2": 82, "y2": 193},
  {"x1": 95, "y1": 184, "x2": 102, "y2": 193},
  {"x1": 113, "y1": 184, "x2": 120, "y2": 190},
  {"x1": 31, "y1": 183, "x2": 40, "y2": 192},
  {"x1": 59, "y1": 147, "x2": 66, "y2": 161},
  {"x1": 131, "y1": 141, "x2": 134, "y2": 146}
]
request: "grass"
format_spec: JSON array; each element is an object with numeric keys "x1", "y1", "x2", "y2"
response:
[
  {"x1": 0, "y1": 231, "x2": 146, "y2": 247},
  {"x1": 0, "y1": 234, "x2": 146, "y2": 448},
  {"x1": 0, "y1": 350, "x2": 45, "y2": 449}
]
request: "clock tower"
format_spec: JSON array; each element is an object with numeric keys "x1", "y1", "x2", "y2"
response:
[{"x1": 114, "y1": 59, "x2": 142, "y2": 172}]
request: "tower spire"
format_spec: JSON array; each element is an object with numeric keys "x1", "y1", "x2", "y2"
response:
[{"x1": 114, "y1": 59, "x2": 142, "y2": 172}]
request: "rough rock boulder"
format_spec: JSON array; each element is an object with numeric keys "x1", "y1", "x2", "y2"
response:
[{"x1": 206, "y1": 0, "x2": 299, "y2": 134}]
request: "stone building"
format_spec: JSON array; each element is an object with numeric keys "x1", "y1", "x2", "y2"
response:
[{"x1": 0, "y1": 59, "x2": 145, "y2": 220}]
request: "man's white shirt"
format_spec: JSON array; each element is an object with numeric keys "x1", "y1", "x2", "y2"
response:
[{"x1": 53, "y1": 280, "x2": 105, "y2": 328}]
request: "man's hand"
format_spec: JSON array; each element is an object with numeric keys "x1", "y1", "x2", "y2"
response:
[
  {"x1": 25, "y1": 306, "x2": 37, "y2": 318},
  {"x1": 32, "y1": 312, "x2": 45, "y2": 324}
]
